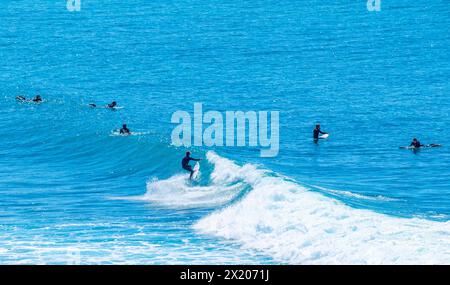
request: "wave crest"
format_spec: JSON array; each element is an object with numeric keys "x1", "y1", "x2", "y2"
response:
[{"x1": 194, "y1": 153, "x2": 450, "y2": 264}]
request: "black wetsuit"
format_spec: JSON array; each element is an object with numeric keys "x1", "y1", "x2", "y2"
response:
[
  {"x1": 313, "y1": 128, "x2": 326, "y2": 139},
  {"x1": 410, "y1": 141, "x2": 423, "y2": 148},
  {"x1": 119, "y1": 127, "x2": 130, "y2": 135},
  {"x1": 182, "y1": 156, "x2": 200, "y2": 172}
]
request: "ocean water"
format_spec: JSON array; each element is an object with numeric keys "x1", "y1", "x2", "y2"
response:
[{"x1": 0, "y1": 0, "x2": 449, "y2": 264}]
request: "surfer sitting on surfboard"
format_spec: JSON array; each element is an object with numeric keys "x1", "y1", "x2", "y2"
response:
[
  {"x1": 313, "y1": 124, "x2": 328, "y2": 140},
  {"x1": 119, "y1": 124, "x2": 131, "y2": 135},
  {"x1": 182, "y1": 151, "x2": 201, "y2": 180}
]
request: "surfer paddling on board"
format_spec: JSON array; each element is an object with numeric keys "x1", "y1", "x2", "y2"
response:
[
  {"x1": 119, "y1": 124, "x2": 131, "y2": 135},
  {"x1": 313, "y1": 124, "x2": 328, "y2": 140},
  {"x1": 401, "y1": 138, "x2": 441, "y2": 149},
  {"x1": 182, "y1": 151, "x2": 201, "y2": 180}
]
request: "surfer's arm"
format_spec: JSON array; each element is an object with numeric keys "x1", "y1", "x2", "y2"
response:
[{"x1": 190, "y1": 157, "x2": 201, "y2": 162}]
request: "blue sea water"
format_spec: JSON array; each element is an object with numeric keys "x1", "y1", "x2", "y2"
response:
[{"x1": 0, "y1": 0, "x2": 449, "y2": 264}]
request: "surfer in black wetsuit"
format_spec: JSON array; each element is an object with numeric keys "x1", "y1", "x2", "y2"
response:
[
  {"x1": 182, "y1": 151, "x2": 201, "y2": 180},
  {"x1": 313, "y1": 124, "x2": 328, "y2": 140},
  {"x1": 410, "y1": 138, "x2": 423, "y2": 148},
  {"x1": 119, "y1": 124, "x2": 131, "y2": 135}
]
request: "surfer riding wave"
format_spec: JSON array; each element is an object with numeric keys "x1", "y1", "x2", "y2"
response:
[{"x1": 182, "y1": 151, "x2": 201, "y2": 180}]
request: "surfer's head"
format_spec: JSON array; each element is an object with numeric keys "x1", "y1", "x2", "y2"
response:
[
  {"x1": 186, "y1": 151, "x2": 191, "y2": 157},
  {"x1": 111, "y1": 101, "x2": 117, "y2": 107},
  {"x1": 413, "y1": 138, "x2": 417, "y2": 142},
  {"x1": 122, "y1": 124, "x2": 127, "y2": 128},
  {"x1": 315, "y1": 124, "x2": 320, "y2": 129}
]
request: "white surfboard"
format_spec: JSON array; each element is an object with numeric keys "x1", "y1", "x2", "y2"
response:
[
  {"x1": 192, "y1": 162, "x2": 200, "y2": 180},
  {"x1": 110, "y1": 130, "x2": 150, "y2": 137},
  {"x1": 319, "y1": 133, "x2": 329, "y2": 139},
  {"x1": 399, "y1": 146, "x2": 416, "y2": 149}
]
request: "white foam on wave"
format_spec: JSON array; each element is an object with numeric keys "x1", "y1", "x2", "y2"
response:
[
  {"x1": 0, "y1": 225, "x2": 263, "y2": 265},
  {"x1": 195, "y1": 152, "x2": 450, "y2": 264},
  {"x1": 313, "y1": 185, "x2": 402, "y2": 202},
  {"x1": 123, "y1": 154, "x2": 257, "y2": 208},
  {"x1": 139, "y1": 175, "x2": 244, "y2": 208}
]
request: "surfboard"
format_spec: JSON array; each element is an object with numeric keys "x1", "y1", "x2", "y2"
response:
[
  {"x1": 399, "y1": 146, "x2": 416, "y2": 149},
  {"x1": 110, "y1": 130, "x2": 150, "y2": 137},
  {"x1": 319, "y1": 133, "x2": 329, "y2": 139},
  {"x1": 110, "y1": 130, "x2": 132, "y2": 136},
  {"x1": 192, "y1": 162, "x2": 200, "y2": 180}
]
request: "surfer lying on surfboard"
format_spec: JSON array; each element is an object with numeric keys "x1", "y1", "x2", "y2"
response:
[
  {"x1": 399, "y1": 138, "x2": 442, "y2": 149},
  {"x1": 313, "y1": 124, "x2": 328, "y2": 140},
  {"x1": 182, "y1": 151, "x2": 201, "y2": 180}
]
